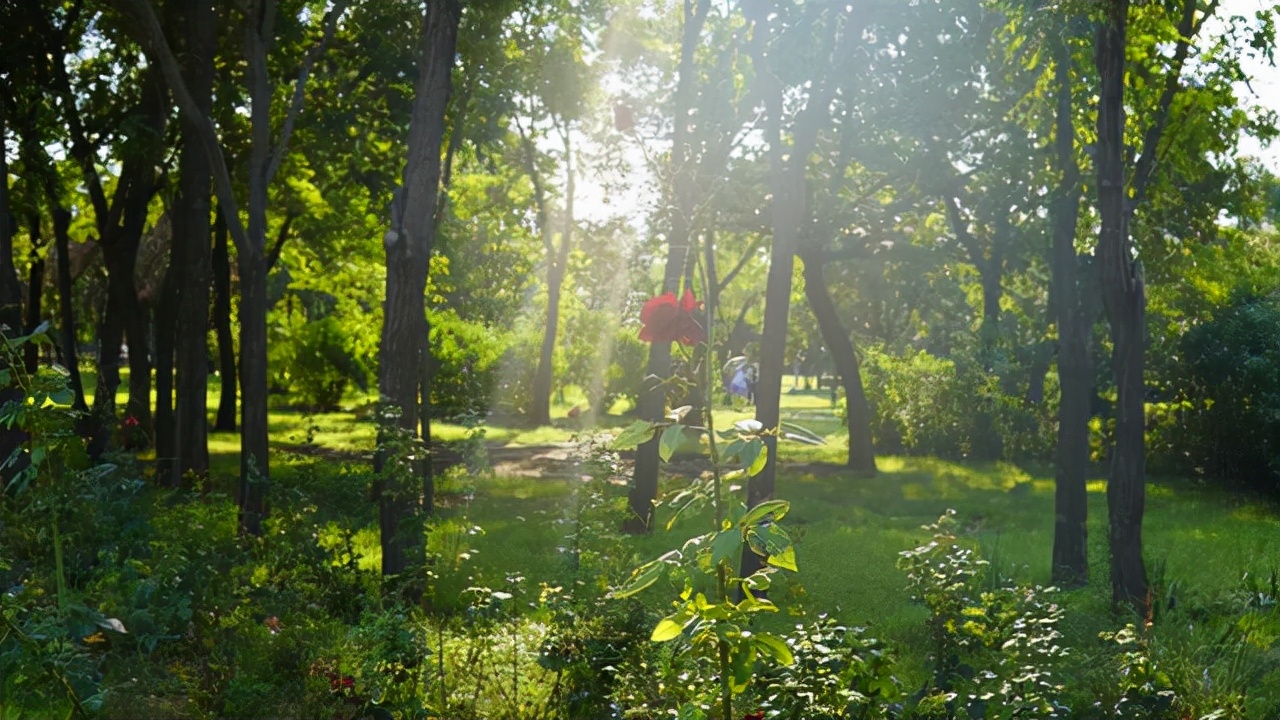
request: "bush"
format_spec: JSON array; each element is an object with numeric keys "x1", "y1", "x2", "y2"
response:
[
  {"x1": 429, "y1": 308, "x2": 506, "y2": 420},
  {"x1": 841, "y1": 346, "x2": 1055, "y2": 463},
  {"x1": 270, "y1": 315, "x2": 371, "y2": 411},
  {"x1": 1151, "y1": 293, "x2": 1280, "y2": 493}
]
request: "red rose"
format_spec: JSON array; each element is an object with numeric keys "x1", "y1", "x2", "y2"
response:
[{"x1": 639, "y1": 289, "x2": 706, "y2": 346}]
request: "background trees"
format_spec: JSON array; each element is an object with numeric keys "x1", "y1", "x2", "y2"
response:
[{"x1": 0, "y1": 0, "x2": 1276, "y2": 619}]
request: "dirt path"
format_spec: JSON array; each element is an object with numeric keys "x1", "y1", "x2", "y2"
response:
[{"x1": 277, "y1": 439, "x2": 851, "y2": 480}]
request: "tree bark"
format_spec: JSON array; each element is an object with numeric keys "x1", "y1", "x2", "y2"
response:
[
  {"x1": 239, "y1": 0, "x2": 275, "y2": 536},
  {"x1": 0, "y1": 101, "x2": 26, "y2": 488},
  {"x1": 1049, "y1": 32, "x2": 1090, "y2": 588},
  {"x1": 626, "y1": 0, "x2": 709, "y2": 533},
  {"x1": 799, "y1": 244, "x2": 875, "y2": 475},
  {"x1": 168, "y1": 0, "x2": 215, "y2": 485},
  {"x1": 377, "y1": 0, "x2": 461, "y2": 575},
  {"x1": 50, "y1": 206, "x2": 88, "y2": 413},
  {"x1": 81, "y1": 67, "x2": 165, "y2": 456},
  {"x1": 212, "y1": 210, "x2": 236, "y2": 432},
  {"x1": 1095, "y1": 0, "x2": 1148, "y2": 614},
  {"x1": 521, "y1": 120, "x2": 575, "y2": 427},
  {"x1": 23, "y1": 215, "x2": 45, "y2": 374}
]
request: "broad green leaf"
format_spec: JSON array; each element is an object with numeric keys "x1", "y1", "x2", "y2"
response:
[
  {"x1": 766, "y1": 545, "x2": 798, "y2": 572},
  {"x1": 742, "y1": 439, "x2": 768, "y2": 477},
  {"x1": 710, "y1": 529, "x2": 743, "y2": 569},
  {"x1": 651, "y1": 617, "x2": 685, "y2": 642},
  {"x1": 754, "y1": 632, "x2": 795, "y2": 666},
  {"x1": 609, "y1": 561, "x2": 665, "y2": 599},
  {"x1": 658, "y1": 423, "x2": 685, "y2": 462},
  {"x1": 611, "y1": 420, "x2": 656, "y2": 450},
  {"x1": 741, "y1": 499, "x2": 790, "y2": 526},
  {"x1": 728, "y1": 640, "x2": 756, "y2": 693}
]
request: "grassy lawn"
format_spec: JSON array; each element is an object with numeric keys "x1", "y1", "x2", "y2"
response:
[{"x1": 145, "y1": 372, "x2": 1276, "y2": 695}]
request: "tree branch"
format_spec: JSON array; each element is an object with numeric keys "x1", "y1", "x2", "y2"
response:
[
  {"x1": 1130, "y1": 0, "x2": 1214, "y2": 211},
  {"x1": 107, "y1": 0, "x2": 251, "y2": 252},
  {"x1": 266, "y1": 0, "x2": 351, "y2": 186}
]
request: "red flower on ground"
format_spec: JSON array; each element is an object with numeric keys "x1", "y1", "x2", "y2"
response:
[{"x1": 639, "y1": 289, "x2": 706, "y2": 346}]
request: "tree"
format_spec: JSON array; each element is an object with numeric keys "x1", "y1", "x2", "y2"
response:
[
  {"x1": 627, "y1": 0, "x2": 711, "y2": 531},
  {"x1": 154, "y1": 0, "x2": 216, "y2": 487},
  {"x1": 1048, "y1": 22, "x2": 1092, "y2": 588},
  {"x1": 376, "y1": 0, "x2": 462, "y2": 576},
  {"x1": 743, "y1": 0, "x2": 852, "y2": 514}
]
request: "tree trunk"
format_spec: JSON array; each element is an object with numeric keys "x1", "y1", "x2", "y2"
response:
[
  {"x1": 212, "y1": 211, "x2": 236, "y2": 432},
  {"x1": 530, "y1": 132, "x2": 574, "y2": 427},
  {"x1": 626, "y1": 0, "x2": 709, "y2": 533},
  {"x1": 799, "y1": 245, "x2": 875, "y2": 475},
  {"x1": 377, "y1": 0, "x2": 460, "y2": 575},
  {"x1": 50, "y1": 206, "x2": 88, "y2": 413},
  {"x1": 154, "y1": 259, "x2": 177, "y2": 479},
  {"x1": 1095, "y1": 1, "x2": 1148, "y2": 615},
  {"x1": 1049, "y1": 33, "x2": 1090, "y2": 588},
  {"x1": 239, "y1": 0, "x2": 274, "y2": 536},
  {"x1": 0, "y1": 104, "x2": 26, "y2": 488},
  {"x1": 168, "y1": 0, "x2": 215, "y2": 485},
  {"x1": 89, "y1": 67, "x2": 165, "y2": 456},
  {"x1": 23, "y1": 215, "x2": 44, "y2": 374}
]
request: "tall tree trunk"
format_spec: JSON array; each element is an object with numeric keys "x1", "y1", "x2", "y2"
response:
[
  {"x1": 1095, "y1": 0, "x2": 1148, "y2": 614},
  {"x1": 378, "y1": 0, "x2": 460, "y2": 575},
  {"x1": 212, "y1": 211, "x2": 236, "y2": 432},
  {"x1": 530, "y1": 132, "x2": 574, "y2": 427},
  {"x1": 740, "y1": 4, "x2": 847, "y2": 579},
  {"x1": 50, "y1": 206, "x2": 88, "y2": 413},
  {"x1": 799, "y1": 244, "x2": 875, "y2": 475},
  {"x1": 1049, "y1": 33, "x2": 1090, "y2": 588},
  {"x1": 239, "y1": 0, "x2": 274, "y2": 536},
  {"x1": 626, "y1": 0, "x2": 709, "y2": 533},
  {"x1": 23, "y1": 215, "x2": 45, "y2": 374},
  {"x1": 0, "y1": 102, "x2": 26, "y2": 488},
  {"x1": 168, "y1": 0, "x2": 215, "y2": 485},
  {"x1": 88, "y1": 68, "x2": 165, "y2": 456},
  {"x1": 154, "y1": 256, "x2": 178, "y2": 478}
]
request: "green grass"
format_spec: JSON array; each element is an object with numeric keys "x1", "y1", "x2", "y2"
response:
[{"x1": 88, "y1": 368, "x2": 1280, "y2": 679}]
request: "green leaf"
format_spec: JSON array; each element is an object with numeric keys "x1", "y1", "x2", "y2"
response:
[
  {"x1": 612, "y1": 420, "x2": 656, "y2": 450},
  {"x1": 780, "y1": 421, "x2": 825, "y2": 446},
  {"x1": 609, "y1": 560, "x2": 666, "y2": 599},
  {"x1": 47, "y1": 388, "x2": 74, "y2": 406},
  {"x1": 710, "y1": 529, "x2": 743, "y2": 569},
  {"x1": 658, "y1": 423, "x2": 685, "y2": 462},
  {"x1": 754, "y1": 632, "x2": 795, "y2": 666},
  {"x1": 728, "y1": 639, "x2": 756, "y2": 693},
  {"x1": 742, "y1": 499, "x2": 790, "y2": 526},
  {"x1": 766, "y1": 545, "x2": 798, "y2": 572},
  {"x1": 742, "y1": 439, "x2": 768, "y2": 477},
  {"x1": 651, "y1": 616, "x2": 685, "y2": 642}
]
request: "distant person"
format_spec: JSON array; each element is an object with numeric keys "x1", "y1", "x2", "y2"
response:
[{"x1": 745, "y1": 363, "x2": 759, "y2": 405}]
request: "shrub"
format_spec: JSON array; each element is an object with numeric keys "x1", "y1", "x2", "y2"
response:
[
  {"x1": 429, "y1": 307, "x2": 506, "y2": 420},
  {"x1": 270, "y1": 315, "x2": 371, "y2": 411},
  {"x1": 844, "y1": 346, "x2": 1055, "y2": 464},
  {"x1": 1152, "y1": 293, "x2": 1280, "y2": 493}
]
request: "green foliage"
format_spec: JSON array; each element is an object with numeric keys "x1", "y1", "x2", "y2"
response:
[
  {"x1": 1149, "y1": 292, "x2": 1280, "y2": 493},
  {"x1": 897, "y1": 511, "x2": 1067, "y2": 719},
  {"x1": 853, "y1": 347, "x2": 1054, "y2": 463},
  {"x1": 270, "y1": 315, "x2": 371, "y2": 411},
  {"x1": 429, "y1": 307, "x2": 507, "y2": 420},
  {"x1": 757, "y1": 616, "x2": 903, "y2": 719}
]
